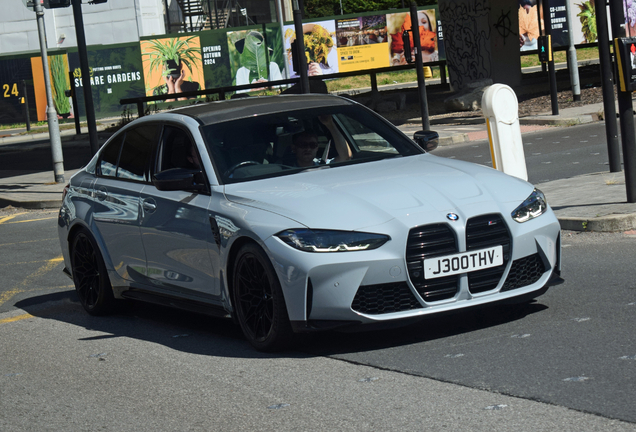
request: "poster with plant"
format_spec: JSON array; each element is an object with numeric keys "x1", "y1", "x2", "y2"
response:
[
  {"x1": 282, "y1": 20, "x2": 338, "y2": 78},
  {"x1": 227, "y1": 27, "x2": 285, "y2": 89},
  {"x1": 576, "y1": 0, "x2": 597, "y2": 43},
  {"x1": 49, "y1": 54, "x2": 71, "y2": 118},
  {"x1": 140, "y1": 35, "x2": 204, "y2": 98}
]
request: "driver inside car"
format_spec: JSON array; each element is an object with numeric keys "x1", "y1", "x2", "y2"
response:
[{"x1": 290, "y1": 115, "x2": 352, "y2": 167}]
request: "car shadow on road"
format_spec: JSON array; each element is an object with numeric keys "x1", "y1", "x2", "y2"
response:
[
  {"x1": 14, "y1": 291, "x2": 547, "y2": 359},
  {"x1": 13, "y1": 291, "x2": 309, "y2": 360},
  {"x1": 298, "y1": 301, "x2": 548, "y2": 356}
]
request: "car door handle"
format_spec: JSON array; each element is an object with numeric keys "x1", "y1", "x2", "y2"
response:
[
  {"x1": 94, "y1": 190, "x2": 107, "y2": 201},
  {"x1": 142, "y1": 200, "x2": 157, "y2": 212}
]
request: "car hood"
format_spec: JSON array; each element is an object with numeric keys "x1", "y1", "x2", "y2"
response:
[{"x1": 223, "y1": 154, "x2": 533, "y2": 231}]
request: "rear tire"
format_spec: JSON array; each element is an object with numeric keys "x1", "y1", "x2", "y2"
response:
[
  {"x1": 233, "y1": 243, "x2": 294, "y2": 352},
  {"x1": 70, "y1": 229, "x2": 115, "y2": 316}
]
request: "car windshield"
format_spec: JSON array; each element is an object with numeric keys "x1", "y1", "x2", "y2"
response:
[{"x1": 200, "y1": 105, "x2": 423, "y2": 184}]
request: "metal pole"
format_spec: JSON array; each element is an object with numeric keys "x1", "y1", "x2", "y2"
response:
[
  {"x1": 33, "y1": 2, "x2": 65, "y2": 183},
  {"x1": 21, "y1": 80, "x2": 31, "y2": 132},
  {"x1": 541, "y1": 0, "x2": 559, "y2": 115},
  {"x1": 293, "y1": 4, "x2": 309, "y2": 93},
  {"x1": 275, "y1": 0, "x2": 291, "y2": 79},
  {"x1": 563, "y1": 0, "x2": 580, "y2": 101},
  {"x1": 410, "y1": 2, "x2": 430, "y2": 131},
  {"x1": 71, "y1": 0, "x2": 100, "y2": 156},
  {"x1": 609, "y1": 0, "x2": 636, "y2": 202},
  {"x1": 213, "y1": 0, "x2": 220, "y2": 29},
  {"x1": 595, "y1": 0, "x2": 621, "y2": 172},
  {"x1": 69, "y1": 71, "x2": 81, "y2": 135}
]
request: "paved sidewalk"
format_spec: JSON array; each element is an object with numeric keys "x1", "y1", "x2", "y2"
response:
[{"x1": 1, "y1": 100, "x2": 635, "y2": 232}]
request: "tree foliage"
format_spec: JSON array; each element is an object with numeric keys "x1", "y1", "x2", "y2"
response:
[{"x1": 304, "y1": 0, "x2": 437, "y2": 19}]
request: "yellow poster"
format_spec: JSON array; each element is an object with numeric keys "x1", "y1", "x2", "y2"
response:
[{"x1": 337, "y1": 43, "x2": 390, "y2": 73}]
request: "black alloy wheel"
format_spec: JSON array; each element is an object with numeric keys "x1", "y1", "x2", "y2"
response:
[
  {"x1": 233, "y1": 243, "x2": 293, "y2": 351},
  {"x1": 70, "y1": 229, "x2": 114, "y2": 315}
]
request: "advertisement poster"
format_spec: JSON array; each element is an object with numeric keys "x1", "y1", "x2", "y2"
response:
[
  {"x1": 200, "y1": 30, "x2": 232, "y2": 90},
  {"x1": 387, "y1": 9, "x2": 440, "y2": 65},
  {"x1": 0, "y1": 56, "x2": 35, "y2": 125},
  {"x1": 548, "y1": 0, "x2": 571, "y2": 47},
  {"x1": 283, "y1": 20, "x2": 339, "y2": 78},
  {"x1": 519, "y1": 0, "x2": 540, "y2": 51},
  {"x1": 336, "y1": 14, "x2": 390, "y2": 73},
  {"x1": 227, "y1": 26, "x2": 286, "y2": 91},
  {"x1": 140, "y1": 35, "x2": 204, "y2": 101},
  {"x1": 68, "y1": 43, "x2": 145, "y2": 118}
]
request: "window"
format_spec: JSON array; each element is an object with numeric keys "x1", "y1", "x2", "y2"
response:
[
  {"x1": 116, "y1": 124, "x2": 160, "y2": 182},
  {"x1": 158, "y1": 125, "x2": 200, "y2": 172},
  {"x1": 99, "y1": 134, "x2": 123, "y2": 178}
]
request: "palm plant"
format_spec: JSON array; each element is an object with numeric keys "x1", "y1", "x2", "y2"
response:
[
  {"x1": 576, "y1": 0, "x2": 596, "y2": 43},
  {"x1": 142, "y1": 36, "x2": 200, "y2": 86},
  {"x1": 50, "y1": 55, "x2": 71, "y2": 116}
]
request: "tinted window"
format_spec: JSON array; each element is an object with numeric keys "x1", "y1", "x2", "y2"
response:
[
  {"x1": 158, "y1": 126, "x2": 201, "y2": 172},
  {"x1": 201, "y1": 105, "x2": 420, "y2": 184},
  {"x1": 117, "y1": 124, "x2": 160, "y2": 182},
  {"x1": 99, "y1": 134, "x2": 123, "y2": 177}
]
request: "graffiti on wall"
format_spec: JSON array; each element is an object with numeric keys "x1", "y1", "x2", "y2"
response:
[{"x1": 439, "y1": 0, "x2": 492, "y2": 90}]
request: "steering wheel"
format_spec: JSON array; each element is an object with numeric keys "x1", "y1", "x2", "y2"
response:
[{"x1": 225, "y1": 160, "x2": 260, "y2": 177}]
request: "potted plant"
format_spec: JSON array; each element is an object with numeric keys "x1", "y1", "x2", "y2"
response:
[{"x1": 142, "y1": 36, "x2": 201, "y2": 96}]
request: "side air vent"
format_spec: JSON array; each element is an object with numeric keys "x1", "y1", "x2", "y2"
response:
[
  {"x1": 501, "y1": 254, "x2": 548, "y2": 291},
  {"x1": 351, "y1": 282, "x2": 422, "y2": 314}
]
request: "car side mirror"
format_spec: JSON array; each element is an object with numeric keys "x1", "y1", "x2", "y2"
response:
[
  {"x1": 152, "y1": 168, "x2": 206, "y2": 193},
  {"x1": 413, "y1": 130, "x2": 439, "y2": 152}
]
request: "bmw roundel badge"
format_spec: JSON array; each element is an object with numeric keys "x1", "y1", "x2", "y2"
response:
[{"x1": 446, "y1": 213, "x2": 459, "y2": 221}]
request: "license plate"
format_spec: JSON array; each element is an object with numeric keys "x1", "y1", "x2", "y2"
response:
[{"x1": 424, "y1": 246, "x2": 503, "y2": 279}]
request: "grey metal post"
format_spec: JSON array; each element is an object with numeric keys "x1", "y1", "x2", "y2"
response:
[
  {"x1": 595, "y1": 0, "x2": 621, "y2": 172},
  {"x1": 71, "y1": 0, "x2": 100, "y2": 156},
  {"x1": 410, "y1": 2, "x2": 430, "y2": 131},
  {"x1": 564, "y1": 0, "x2": 580, "y2": 101},
  {"x1": 33, "y1": 2, "x2": 65, "y2": 183}
]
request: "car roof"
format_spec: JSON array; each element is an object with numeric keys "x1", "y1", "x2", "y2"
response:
[{"x1": 167, "y1": 94, "x2": 356, "y2": 126}]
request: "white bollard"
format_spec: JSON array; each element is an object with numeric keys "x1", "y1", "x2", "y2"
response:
[{"x1": 481, "y1": 84, "x2": 528, "y2": 181}]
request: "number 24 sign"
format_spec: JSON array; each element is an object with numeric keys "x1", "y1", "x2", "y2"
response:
[{"x1": 3, "y1": 82, "x2": 20, "y2": 98}]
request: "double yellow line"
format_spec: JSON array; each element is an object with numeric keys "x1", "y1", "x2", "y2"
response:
[{"x1": 0, "y1": 210, "x2": 65, "y2": 319}]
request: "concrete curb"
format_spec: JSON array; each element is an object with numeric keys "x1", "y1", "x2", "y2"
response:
[
  {"x1": 558, "y1": 214, "x2": 636, "y2": 232},
  {"x1": 0, "y1": 197, "x2": 62, "y2": 210}
]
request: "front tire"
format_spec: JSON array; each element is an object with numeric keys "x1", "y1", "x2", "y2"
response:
[
  {"x1": 233, "y1": 243, "x2": 293, "y2": 351},
  {"x1": 70, "y1": 229, "x2": 115, "y2": 316}
]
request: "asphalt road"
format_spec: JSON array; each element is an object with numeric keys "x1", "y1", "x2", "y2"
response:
[
  {"x1": 1, "y1": 214, "x2": 635, "y2": 429},
  {"x1": 1, "y1": 123, "x2": 635, "y2": 430},
  {"x1": 433, "y1": 121, "x2": 614, "y2": 184}
]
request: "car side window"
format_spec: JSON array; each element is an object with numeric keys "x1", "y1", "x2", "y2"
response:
[
  {"x1": 116, "y1": 124, "x2": 160, "y2": 182},
  {"x1": 158, "y1": 125, "x2": 201, "y2": 172},
  {"x1": 99, "y1": 133, "x2": 123, "y2": 177}
]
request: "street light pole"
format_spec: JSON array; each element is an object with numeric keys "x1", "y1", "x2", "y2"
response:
[{"x1": 33, "y1": 1, "x2": 65, "y2": 183}]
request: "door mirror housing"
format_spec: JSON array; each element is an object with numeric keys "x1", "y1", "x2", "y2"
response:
[
  {"x1": 152, "y1": 168, "x2": 206, "y2": 193},
  {"x1": 413, "y1": 130, "x2": 439, "y2": 152}
]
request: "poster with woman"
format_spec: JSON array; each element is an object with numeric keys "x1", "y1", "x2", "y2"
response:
[
  {"x1": 283, "y1": 20, "x2": 338, "y2": 78},
  {"x1": 387, "y1": 9, "x2": 438, "y2": 65},
  {"x1": 227, "y1": 27, "x2": 285, "y2": 91}
]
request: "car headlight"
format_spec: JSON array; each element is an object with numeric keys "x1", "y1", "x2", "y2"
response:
[
  {"x1": 511, "y1": 188, "x2": 548, "y2": 223},
  {"x1": 276, "y1": 229, "x2": 390, "y2": 252}
]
